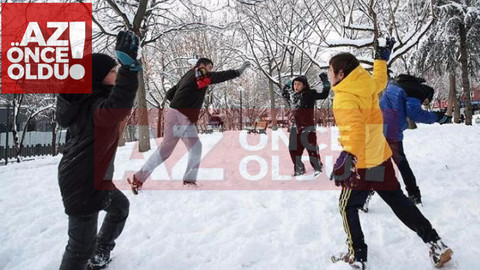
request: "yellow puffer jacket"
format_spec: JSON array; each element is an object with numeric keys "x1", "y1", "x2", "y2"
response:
[{"x1": 332, "y1": 60, "x2": 392, "y2": 169}]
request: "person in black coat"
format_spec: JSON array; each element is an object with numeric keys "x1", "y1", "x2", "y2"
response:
[
  {"x1": 128, "y1": 58, "x2": 251, "y2": 192},
  {"x1": 57, "y1": 31, "x2": 140, "y2": 270},
  {"x1": 282, "y1": 73, "x2": 330, "y2": 176}
]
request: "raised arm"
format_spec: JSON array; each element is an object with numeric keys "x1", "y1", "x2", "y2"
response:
[{"x1": 93, "y1": 67, "x2": 139, "y2": 126}]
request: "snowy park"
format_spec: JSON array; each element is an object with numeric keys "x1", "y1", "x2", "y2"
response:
[{"x1": 1, "y1": 0, "x2": 480, "y2": 270}]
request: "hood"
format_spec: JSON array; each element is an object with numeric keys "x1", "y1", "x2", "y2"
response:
[
  {"x1": 332, "y1": 65, "x2": 374, "y2": 98},
  {"x1": 292, "y1": 75, "x2": 310, "y2": 92}
]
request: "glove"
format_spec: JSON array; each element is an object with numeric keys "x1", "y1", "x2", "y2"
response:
[
  {"x1": 283, "y1": 79, "x2": 293, "y2": 90},
  {"x1": 374, "y1": 37, "x2": 396, "y2": 61},
  {"x1": 236, "y1": 61, "x2": 251, "y2": 75},
  {"x1": 319, "y1": 72, "x2": 331, "y2": 90},
  {"x1": 330, "y1": 151, "x2": 360, "y2": 188},
  {"x1": 434, "y1": 112, "x2": 452, "y2": 124},
  {"x1": 115, "y1": 30, "x2": 142, "y2": 71},
  {"x1": 282, "y1": 89, "x2": 290, "y2": 100}
]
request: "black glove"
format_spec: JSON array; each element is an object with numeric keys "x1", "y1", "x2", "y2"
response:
[
  {"x1": 115, "y1": 30, "x2": 141, "y2": 71},
  {"x1": 374, "y1": 37, "x2": 396, "y2": 61},
  {"x1": 434, "y1": 112, "x2": 452, "y2": 124},
  {"x1": 319, "y1": 72, "x2": 331, "y2": 90},
  {"x1": 236, "y1": 61, "x2": 251, "y2": 75},
  {"x1": 330, "y1": 151, "x2": 360, "y2": 188},
  {"x1": 282, "y1": 89, "x2": 290, "y2": 100}
]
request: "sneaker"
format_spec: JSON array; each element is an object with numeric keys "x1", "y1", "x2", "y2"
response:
[
  {"x1": 314, "y1": 170, "x2": 322, "y2": 177},
  {"x1": 183, "y1": 181, "x2": 197, "y2": 186},
  {"x1": 428, "y1": 240, "x2": 453, "y2": 268},
  {"x1": 87, "y1": 250, "x2": 111, "y2": 270},
  {"x1": 331, "y1": 252, "x2": 367, "y2": 269},
  {"x1": 127, "y1": 174, "x2": 143, "y2": 195},
  {"x1": 409, "y1": 194, "x2": 422, "y2": 205},
  {"x1": 331, "y1": 251, "x2": 354, "y2": 263},
  {"x1": 350, "y1": 261, "x2": 367, "y2": 270},
  {"x1": 293, "y1": 168, "x2": 306, "y2": 176}
]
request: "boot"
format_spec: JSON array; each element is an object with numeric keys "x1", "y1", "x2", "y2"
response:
[{"x1": 427, "y1": 239, "x2": 453, "y2": 268}]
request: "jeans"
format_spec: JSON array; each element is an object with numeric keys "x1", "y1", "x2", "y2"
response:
[{"x1": 59, "y1": 189, "x2": 129, "y2": 270}]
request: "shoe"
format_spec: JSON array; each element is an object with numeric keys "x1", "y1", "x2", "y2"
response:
[
  {"x1": 314, "y1": 170, "x2": 322, "y2": 177},
  {"x1": 183, "y1": 181, "x2": 197, "y2": 186},
  {"x1": 428, "y1": 240, "x2": 453, "y2": 268},
  {"x1": 331, "y1": 252, "x2": 367, "y2": 269},
  {"x1": 87, "y1": 248, "x2": 112, "y2": 270},
  {"x1": 350, "y1": 261, "x2": 367, "y2": 270},
  {"x1": 293, "y1": 168, "x2": 306, "y2": 176},
  {"x1": 409, "y1": 194, "x2": 422, "y2": 205},
  {"x1": 127, "y1": 174, "x2": 143, "y2": 195},
  {"x1": 331, "y1": 251, "x2": 354, "y2": 263}
]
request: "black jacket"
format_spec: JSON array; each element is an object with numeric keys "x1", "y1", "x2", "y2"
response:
[
  {"x1": 166, "y1": 67, "x2": 240, "y2": 123},
  {"x1": 282, "y1": 77, "x2": 330, "y2": 127},
  {"x1": 57, "y1": 67, "x2": 138, "y2": 216}
]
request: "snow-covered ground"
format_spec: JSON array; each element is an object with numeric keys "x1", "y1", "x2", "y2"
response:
[{"x1": 0, "y1": 124, "x2": 479, "y2": 270}]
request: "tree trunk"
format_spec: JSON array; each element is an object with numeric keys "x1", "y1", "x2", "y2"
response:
[
  {"x1": 156, "y1": 108, "x2": 164, "y2": 138},
  {"x1": 447, "y1": 72, "x2": 461, "y2": 123},
  {"x1": 269, "y1": 78, "x2": 277, "y2": 130},
  {"x1": 51, "y1": 120, "x2": 57, "y2": 156},
  {"x1": 136, "y1": 61, "x2": 151, "y2": 152},
  {"x1": 459, "y1": 23, "x2": 473, "y2": 125}
]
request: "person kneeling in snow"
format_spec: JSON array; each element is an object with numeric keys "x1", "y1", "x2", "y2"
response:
[
  {"x1": 57, "y1": 31, "x2": 140, "y2": 270},
  {"x1": 329, "y1": 38, "x2": 452, "y2": 269}
]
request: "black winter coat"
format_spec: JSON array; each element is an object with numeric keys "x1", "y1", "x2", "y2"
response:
[
  {"x1": 283, "y1": 87, "x2": 330, "y2": 127},
  {"x1": 56, "y1": 67, "x2": 138, "y2": 215},
  {"x1": 166, "y1": 67, "x2": 240, "y2": 123}
]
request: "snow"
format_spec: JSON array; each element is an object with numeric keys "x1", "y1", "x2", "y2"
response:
[
  {"x1": 1, "y1": 124, "x2": 480, "y2": 269},
  {"x1": 328, "y1": 38, "x2": 373, "y2": 48}
]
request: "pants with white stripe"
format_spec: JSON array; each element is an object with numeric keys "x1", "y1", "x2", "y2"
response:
[{"x1": 338, "y1": 158, "x2": 440, "y2": 262}]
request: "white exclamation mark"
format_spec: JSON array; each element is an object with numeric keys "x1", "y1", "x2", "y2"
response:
[{"x1": 69, "y1": 22, "x2": 85, "y2": 80}]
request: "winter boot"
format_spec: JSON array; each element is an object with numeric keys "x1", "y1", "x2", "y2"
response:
[
  {"x1": 127, "y1": 174, "x2": 143, "y2": 195},
  {"x1": 427, "y1": 240, "x2": 453, "y2": 268},
  {"x1": 87, "y1": 246, "x2": 112, "y2": 270}
]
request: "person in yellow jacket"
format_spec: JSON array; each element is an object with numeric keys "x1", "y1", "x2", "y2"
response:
[{"x1": 329, "y1": 39, "x2": 452, "y2": 270}]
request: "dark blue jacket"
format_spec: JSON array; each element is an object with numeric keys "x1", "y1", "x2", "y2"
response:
[{"x1": 380, "y1": 82, "x2": 438, "y2": 141}]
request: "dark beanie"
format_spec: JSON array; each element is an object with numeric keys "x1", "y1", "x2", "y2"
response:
[{"x1": 92, "y1": 53, "x2": 117, "y2": 83}]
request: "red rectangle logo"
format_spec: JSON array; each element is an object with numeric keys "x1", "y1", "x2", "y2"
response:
[{"x1": 1, "y1": 3, "x2": 92, "y2": 94}]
